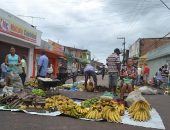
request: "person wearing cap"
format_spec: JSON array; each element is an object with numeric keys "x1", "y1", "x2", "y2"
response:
[{"x1": 106, "y1": 48, "x2": 121, "y2": 96}]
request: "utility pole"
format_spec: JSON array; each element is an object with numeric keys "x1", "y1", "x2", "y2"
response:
[{"x1": 117, "y1": 37, "x2": 126, "y2": 65}]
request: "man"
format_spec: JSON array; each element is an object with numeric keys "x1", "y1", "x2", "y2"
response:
[
  {"x1": 143, "y1": 63, "x2": 150, "y2": 85},
  {"x1": 101, "y1": 65, "x2": 105, "y2": 80},
  {"x1": 1, "y1": 62, "x2": 7, "y2": 79},
  {"x1": 5, "y1": 46, "x2": 21, "y2": 74},
  {"x1": 106, "y1": 48, "x2": 121, "y2": 95},
  {"x1": 84, "y1": 63, "x2": 97, "y2": 92},
  {"x1": 19, "y1": 56, "x2": 27, "y2": 85},
  {"x1": 71, "y1": 59, "x2": 78, "y2": 83},
  {"x1": 37, "y1": 50, "x2": 49, "y2": 78}
]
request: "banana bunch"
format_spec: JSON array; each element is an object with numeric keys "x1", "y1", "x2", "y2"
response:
[
  {"x1": 129, "y1": 107, "x2": 151, "y2": 121},
  {"x1": 25, "y1": 79, "x2": 38, "y2": 87},
  {"x1": 75, "y1": 106, "x2": 89, "y2": 114},
  {"x1": 128, "y1": 100, "x2": 151, "y2": 121},
  {"x1": 86, "y1": 109, "x2": 102, "y2": 120},
  {"x1": 102, "y1": 106, "x2": 122, "y2": 123},
  {"x1": 128, "y1": 100, "x2": 151, "y2": 113},
  {"x1": 115, "y1": 103, "x2": 125, "y2": 116}
]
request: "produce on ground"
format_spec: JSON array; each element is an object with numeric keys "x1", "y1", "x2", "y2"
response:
[
  {"x1": 128, "y1": 100, "x2": 151, "y2": 121},
  {"x1": 32, "y1": 89, "x2": 45, "y2": 96},
  {"x1": 25, "y1": 79, "x2": 38, "y2": 87},
  {"x1": 81, "y1": 98, "x2": 99, "y2": 108}
]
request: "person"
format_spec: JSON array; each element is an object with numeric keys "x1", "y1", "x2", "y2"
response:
[
  {"x1": 161, "y1": 64, "x2": 169, "y2": 88},
  {"x1": 106, "y1": 48, "x2": 121, "y2": 95},
  {"x1": 19, "y1": 56, "x2": 27, "y2": 85},
  {"x1": 58, "y1": 62, "x2": 68, "y2": 84},
  {"x1": 47, "y1": 63, "x2": 53, "y2": 78},
  {"x1": 101, "y1": 65, "x2": 105, "y2": 80},
  {"x1": 37, "y1": 50, "x2": 49, "y2": 78},
  {"x1": 71, "y1": 60, "x2": 78, "y2": 83},
  {"x1": 84, "y1": 63, "x2": 97, "y2": 92},
  {"x1": 154, "y1": 68, "x2": 163, "y2": 88},
  {"x1": 137, "y1": 65, "x2": 142, "y2": 85},
  {"x1": 143, "y1": 63, "x2": 150, "y2": 85},
  {"x1": 5, "y1": 46, "x2": 21, "y2": 74},
  {"x1": 120, "y1": 58, "x2": 137, "y2": 99},
  {"x1": 1, "y1": 62, "x2": 7, "y2": 79}
]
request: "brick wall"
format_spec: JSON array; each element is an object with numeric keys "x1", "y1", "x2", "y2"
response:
[{"x1": 140, "y1": 38, "x2": 170, "y2": 56}]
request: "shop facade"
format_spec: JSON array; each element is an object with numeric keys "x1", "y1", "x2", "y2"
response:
[
  {"x1": 32, "y1": 40, "x2": 65, "y2": 77},
  {"x1": 0, "y1": 9, "x2": 42, "y2": 78}
]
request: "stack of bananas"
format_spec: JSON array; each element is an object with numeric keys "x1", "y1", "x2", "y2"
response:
[
  {"x1": 25, "y1": 79, "x2": 38, "y2": 87},
  {"x1": 128, "y1": 100, "x2": 151, "y2": 121},
  {"x1": 102, "y1": 106, "x2": 122, "y2": 123},
  {"x1": 44, "y1": 95, "x2": 76, "y2": 110},
  {"x1": 61, "y1": 105, "x2": 89, "y2": 118},
  {"x1": 115, "y1": 103, "x2": 125, "y2": 116},
  {"x1": 86, "y1": 109, "x2": 102, "y2": 120}
]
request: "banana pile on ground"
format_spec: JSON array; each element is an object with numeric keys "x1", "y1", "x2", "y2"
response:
[
  {"x1": 128, "y1": 100, "x2": 151, "y2": 121},
  {"x1": 44, "y1": 95, "x2": 76, "y2": 111},
  {"x1": 81, "y1": 98, "x2": 99, "y2": 108},
  {"x1": 25, "y1": 79, "x2": 38, "y2": 87},
  {"x1": 61, "y1": 105, "x2": 89, "y2": 118},
  {"x1": 85, "y1": 99, "x2": 125, "y2": 122},
  {"x1": 102, "y1": 106, "x2": 122, "y2": 123}
]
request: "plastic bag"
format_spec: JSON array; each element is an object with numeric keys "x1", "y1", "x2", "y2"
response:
[
  {"x1": 125, "y1": 90, "x2": 145, "y2": 105},
  {"x1": 2, "y1": 86, "x2": 14, "y2": 96},
  {"x1": 139, "y1": 86, "x2": 157, "y2": 95}
]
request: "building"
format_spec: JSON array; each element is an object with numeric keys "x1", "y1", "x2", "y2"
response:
[
  {"x1": 32, "y1": 40, "x2": 65, "y2": 77},
  {"x1": 64, "y1": 46, "x2": 91, "y2": 73},
  {"x1": 147, "y1": 43, "x2": 170, "y2": 79},
  {"x1": 0, "y1": 9, "x2": 42, "y2": 78},
  {"x1": 129, "y1": 37, "x2": 170, "y2": 65}
]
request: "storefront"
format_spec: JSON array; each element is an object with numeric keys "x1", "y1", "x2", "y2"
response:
[
  {"x1": 32, "y1": 40, "x2": 65, "y2": 77},
  {"x1": 0, "y1": 9, "x2": 42, "y2": 78}
]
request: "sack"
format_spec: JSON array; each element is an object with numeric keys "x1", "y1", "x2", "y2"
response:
[
  {"x1": 125, "y1": 90, "x2": 146, "y2": 105},
  {"x1": 139, "y1": 86, "x2": 157, "y2": 95},
  {"x1": 2, "y1": 86, "x2": 14, "y2": 96},
  {"x1": 86, "y1": 79, "x2": 94, "y2": 92}
]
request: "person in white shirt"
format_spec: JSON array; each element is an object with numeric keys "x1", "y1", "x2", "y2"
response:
[
  {"x1": 47, "y1": 63, "x2": 53, "y2": 78},
  {"x1": 137, "y1": 65, "x2": 142, "y2": 85},
  {"x1": 19, "y1": 56, "x2": 27, "y2": 85}
]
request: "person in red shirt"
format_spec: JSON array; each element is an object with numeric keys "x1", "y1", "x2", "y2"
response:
[{"x1": 143, "y1": 63, "x2": 150, "y2": 85}]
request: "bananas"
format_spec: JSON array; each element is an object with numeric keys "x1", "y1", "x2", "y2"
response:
[
  {"x1": 86, "y1": 109, "x2": 102, "y2": 120},
  {"x1": 102, "y1": 106, "x2": 122, "y2": 123},
  {"x1": 128, "y1": 100, "x2": 151, "y2": 122}
]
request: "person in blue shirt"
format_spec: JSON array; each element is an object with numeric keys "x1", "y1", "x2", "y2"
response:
[
  {"x1": 5, "y1": 46, "x2": 21, "y2": 74},
  {"x1": 37, "y1": 50, "x2": 49, "y2": 78}
]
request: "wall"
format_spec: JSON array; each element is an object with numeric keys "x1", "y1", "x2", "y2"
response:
[{"x1": 140, "y1": 38, "x2": 170, "y2": 56}]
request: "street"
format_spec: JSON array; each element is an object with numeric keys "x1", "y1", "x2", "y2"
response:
[{"x1": 0, "y1": 75, "x2": 169, "y2": 130}]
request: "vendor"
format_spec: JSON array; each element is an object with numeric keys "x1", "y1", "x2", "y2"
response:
[
  {"x1": 5, "y1": 46, "x2": 21, "y2": 74},
  {"x1": 120, "y1": 58, "x2": 137, "y2": 99}
]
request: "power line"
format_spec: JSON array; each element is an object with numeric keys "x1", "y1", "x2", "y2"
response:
[{"x1": 160, "y1": 0, "x2": 170, "y2": 11}]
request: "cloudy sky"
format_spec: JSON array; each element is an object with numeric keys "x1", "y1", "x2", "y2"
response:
[{"x1": 1, "y1": 0, "x2": 170, "y2": 63}]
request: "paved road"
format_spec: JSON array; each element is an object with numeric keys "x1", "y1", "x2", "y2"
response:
[
  {"x1": 0, "y1": 75, "x2": 169, "y2": 130},
  {"x1": 0, "y1": 92, "x2": 169, "y2": 130}
]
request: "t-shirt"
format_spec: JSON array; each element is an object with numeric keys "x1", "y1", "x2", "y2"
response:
[
  {"x1": 137, "y1": 67, "x2": 142, "y2": 75},
  {"x1": 143, "y1": 66, "x2": 150, "y2": 75},
  {"x1": 38, "y1": 55, "x2": 49, "y2": 77},
  {"x1": 106, "y1": 53, "x2": 120, "y2": 73},
  {"x1": 21, "y1": 59, "x2": 27, "y2": 74}
]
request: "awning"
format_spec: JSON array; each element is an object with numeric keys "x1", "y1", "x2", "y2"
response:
[{"x1": 35, "y1": 48, "x2": 65, "y2": 58}]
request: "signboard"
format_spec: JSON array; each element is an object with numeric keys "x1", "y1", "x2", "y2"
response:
[
  {"x1": 0, "y1": 9, "x2": 41, "y2": 46},
  {"x1": 48, "y1": 40, "x2": 64, "y2": 55}
]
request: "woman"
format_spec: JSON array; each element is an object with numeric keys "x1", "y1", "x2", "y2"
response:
[
  {"x1": 120, "y1": 58, "x2": 137, "y2": 99},
  {"x1": 5, "y1": 47, "x2": 21, "y2": 74}
]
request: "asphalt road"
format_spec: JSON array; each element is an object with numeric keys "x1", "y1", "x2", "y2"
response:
[{"x1": 0, "y1": 75, "x2": 169, "y2": 130}]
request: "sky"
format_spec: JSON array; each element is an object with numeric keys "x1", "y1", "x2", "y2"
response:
[{"x1": 1, "y1": 0, "x2": 170, "y2": 63}]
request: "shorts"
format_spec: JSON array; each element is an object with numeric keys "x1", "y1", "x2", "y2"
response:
[{"x1": 108, "y1": 72, "x2": 118, "y2": 88}]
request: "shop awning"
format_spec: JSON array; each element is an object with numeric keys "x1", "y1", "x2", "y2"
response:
[{"x1": 35, "y1": 48, "x2": 65, "y2": 58}]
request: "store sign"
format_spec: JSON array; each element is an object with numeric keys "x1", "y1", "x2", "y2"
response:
[
  {"x1": 0, "y1": 9, "x2": 41, "y2": 46},
  {"x1": 48, "y1": 40, "x2": 64, "y2": 56}
]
